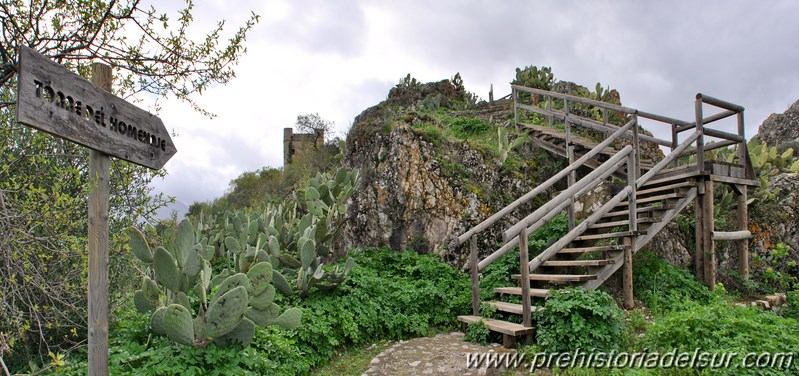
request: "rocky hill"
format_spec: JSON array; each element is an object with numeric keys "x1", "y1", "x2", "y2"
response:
[
  {"x1": 339, "y1": 78, "x2": 569, "y2": 266},
  {"x1": 755, "y1": 99, "x2": 799, "y2": 147}
]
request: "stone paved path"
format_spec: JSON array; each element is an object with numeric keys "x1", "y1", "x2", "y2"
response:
[{"x1": 362, "y1": 332, "x2": 528, "y2": 376}]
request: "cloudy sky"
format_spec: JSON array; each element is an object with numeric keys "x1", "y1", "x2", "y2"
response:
[{"x1": 149, "y1": 0, "x2": 799, "y2": 212}]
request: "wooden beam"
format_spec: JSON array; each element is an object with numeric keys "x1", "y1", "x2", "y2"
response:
[
  {"x1": 529, "y1": 186, "x2": 633, "y2": 271},
  {"x1": 565, "y1": 101, "x2": 576, "y2": 231},
  {"x1": 637, "y1": 131, "x2": 701, "y2": 189},
  {"x1": 697, "y1": 93, "x2": 745, "y2": 112},
  {"x1": 505, "y1": 146, "x2": 632, "y2": 242},
  {"x1": 695, "y1": 184, "x2": 705, "y2": 284},
  {"x1": 456, "y1": 119, "x2": 636, "y2": 245},
  {"x1": 519, "y1": 227, "x2": 532, "y2": 327},
  {"x1": 704, "y1": 128, "x2": 745, "y2": 143},
  {"x1": 695, "y1": 99, "x2": 705, "y2": 172},
  {"x1": 703, "y1": 179, "x2": 716, "y2": 289},
  {"x1": 470, "y1": 235, "x2": 480, "y2": 315},
  {"x1": 737, "y1": 187, "x2": 750, "y2": 280},
  {"x1": 676, "y1": 109, "x2": 737, "y2": 133},
  {"x1": 712, "y1": 230, "x2": 752, "y2": 241},
  {"x1": 624, "y1": 151, "x2": 636, "y2": 309},
  {"x1": 512, "y1": 84, "x2": 637, "y2": 114},
  {"x1": 88, "y1": 62, "x2": 112, "y2": 376}
]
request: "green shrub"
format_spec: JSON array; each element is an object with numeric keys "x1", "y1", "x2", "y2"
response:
[
  {"x1": 641, "y1": 300, "x2": 799, "y2": 375},
  {"x1": 446, "y1": 117, "x2": 491, "y2": 138},
  {"x1": 783, "y1": 290, "x2": 799, "y2": 319},
  {"x1": 633, "y1": 251, "x2": 713, "y2": 312},
  {"x1": 535, "y1": 287, "x2": 625, "y2": 352},
  {"x1": 56, "y1": 248, "x2": 469, "y2": 375},
  {"x1": 57, "y1": 307, "x2": 301, "y2": 376},
  {"x1": 288, "y1": 248, "x2": 471, "y2": 368},
  {"x1": 464, "y1": 320, "x2": 490, "y2": 344}
]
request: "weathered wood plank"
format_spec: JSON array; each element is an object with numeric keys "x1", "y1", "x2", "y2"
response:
[
  {"x1": 16, "y1": 46, "x2": 176, "y2": 169},
  {"x1": 697, "y1": 93, "x2": 745, "y2": 112},
  {"x1": 737, "y1": 187, "x2": 749, "y2": 279},
  {"x1": 518, "y1": 227, "x2": 531, "y2": 327},
  {"x1": 504, "y1": 146, "x2": 632, "y2": 242},
  {"x1": 485, "y1": 301, "x2": 543, "y2": 315},
  {"x1": 494, "y1": 287, "x2": 551, "y2": 298},
  {"x1": 457, "y1": 315, "x2": 535, "y2": 336},
  {"x1": 703, "y1": 179, "x2": 716, "y2": 289},
  {"x1": 87, "y1": 63, "x2": 112, "y2": 376},
  {"x1": 543, "y1": 259, "x2": 611, "y2": 267},
  {"x1": 470, "y1": 236, "x2": 480, "y2": 315},
  {"x1": 712, "y1": 230, "x2": 752, "y2": 241},
  {"x1": 511, "y1": 274, "x2": 597, "y2": 282}
]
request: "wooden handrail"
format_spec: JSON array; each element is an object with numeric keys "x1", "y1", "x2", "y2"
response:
[
  {"x1": 637, "y1": 131, "x2": 701, "y2": 189},
  {"x1": 477, "y1": 167, "x2": 607, "y2": 271},
  {"x1": 516, "y1": 103, "x2": 672, "y2": 147},
  {"x1": 697, "y1": 93, "x2": 745, "y2": 112},
  {"x1": 676, "y1": 109, "x2": 738, "y2": 133},
  {"x1": 528, "y1": 185, "x2": 633, "y2": 271},
  {"x1": 455, "y1": 118, "x2": 636, "y2": 246},
  {"x1": 512, "y1": 84, "x2": 637, "y2": 115},
  {"x1": 503, "y1": 145, "x2": 633, "y2": 242}
]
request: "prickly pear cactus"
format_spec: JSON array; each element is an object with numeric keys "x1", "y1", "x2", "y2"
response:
[{"x1": 127, "y1": 217, "x2": 302, "y2": 348}]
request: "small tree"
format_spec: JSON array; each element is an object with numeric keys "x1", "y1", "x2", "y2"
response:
[{"x1": 295, "y1": 113, "x2": 334, "y2": 145}]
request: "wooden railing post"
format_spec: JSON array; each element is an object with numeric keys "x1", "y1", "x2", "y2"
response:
[
  {"x1": 470, "y1": 235, "x2": 480, "y2": 315},
  {"x1": 624, "y1": 152, "x2": 637, "y2": 309},
  {"x1": 736, "y1": 110, "x2": 749, "y2": 280},
  {"x1": 565, "y1": 99, "x2": 575, "y2": 231},
  {"x1": 519, "y1": 227, "x2": 532, "y2": 327},
  {"x1": 513, "y1": 89, "x2": 519, "y2": 130},
  {"x1": 695, "y1": 98, "x2": 705, "y2": 171},
  {"x1": 671, "y1": 123, "x2": 679, "y2": 169},
  {"x1": 703, "y1": 179, "x2": 716, "y2": 289}
]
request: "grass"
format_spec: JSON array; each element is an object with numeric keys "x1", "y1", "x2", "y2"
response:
[{"x1": 313, "y1": 340, "x2": 391, "y2": 376}]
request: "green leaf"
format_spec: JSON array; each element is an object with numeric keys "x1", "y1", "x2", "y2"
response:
[{"x1": 153, "y1": 247, "x2": 181, "y2": 292}]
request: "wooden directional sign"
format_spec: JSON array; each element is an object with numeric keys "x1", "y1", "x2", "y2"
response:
[{"x1": 16, "y1": 46, "x2": 176, "y2": 169}]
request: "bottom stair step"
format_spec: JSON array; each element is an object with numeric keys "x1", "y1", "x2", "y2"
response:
[
  {"x1": 485, "y1": 301, "x2": 544, "y2": 315},
  {"x1": 457, "y1": 315, "x2": 534, "y2": 336},
  {"x1": 494, "y1": 287, "x2": 551, "y2": 297},
  {"x1": 511, "y1": 273, "x2": 597, "y2": 282}
]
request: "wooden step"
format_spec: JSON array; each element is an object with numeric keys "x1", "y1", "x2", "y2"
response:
[
  {"x1": 485, "y1": 301, "x2": 543, "y2": 315},
  {"x1": 494, "y1": 287, "x2": 551, "y2": 298},
  {"x1": 512, "y1": 273, "x2": 597, "y2": 282},
  {"x1": 636, "y1": 181, "x2": 693, "y2": 196},
  {"x1": 604, "y1": 204, "x2": 670, "y2": 218},
  {"x1": 590, "y1": 217, "x2": 658, "y2": 229},
  {"x1": 542, "y1": 259, "x2": 611, "y2": 267},
  {"x1": 574, "y1": 231, "x2": 638, "y2": 241},
  {"x1": 457, "y1": 315, "x2": 534, "y2": 336},
  {"x1": 616, "y1": 193, "x2": 681, "y2": 207},
  {"x1": 559, "y1": 244, "x2": 629, "y2": 253}
]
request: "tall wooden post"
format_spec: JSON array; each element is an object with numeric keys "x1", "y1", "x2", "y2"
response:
[
  {"x1": 624, "y1": 152, "x2": 636, "y2": 309},
  {"x1": 88, "y1": 63, "x2": 112, "y2": 376},
  {"x1": 737, "y1": 187, "x2": 749, "y2": 279},
  {"x1": 519, "y1": 227, "x2": 531, "y2": 327},
  {"x1": 470, "y1": 235, "x2": 480, "y2": 315},
  {"x1": 695, "y1": 181, "x2": 705, "y2": 283},
  {"x1": 736, "y1": 111, "x2": 749, "y2": 280},
  {"x1": 564, "y1": 100, "x2": 575, "y2": 230},
  {"x1": 703, "y1": 179, "x2": 716, "y2": 289}
]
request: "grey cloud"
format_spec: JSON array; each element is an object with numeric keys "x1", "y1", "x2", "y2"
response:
[{"x1": 262, "y1": 0, "x2": 367, "y2": 56}]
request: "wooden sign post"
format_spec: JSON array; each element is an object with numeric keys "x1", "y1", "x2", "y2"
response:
[{"x1": 15, "y1": 46, "x2": 176, "y2": 375}]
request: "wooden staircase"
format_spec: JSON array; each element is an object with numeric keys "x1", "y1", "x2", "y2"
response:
[{"x1": 456, "y1": 86, "x2": 760, "y2": 347}]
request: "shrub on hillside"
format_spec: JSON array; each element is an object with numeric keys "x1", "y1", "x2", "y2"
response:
[
  {"x1": 535, "y1": 287, "x2": 625, "y2": 352},
  {"x1": 641, "y1": 300, "x2": 799, "y2": 375}
]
